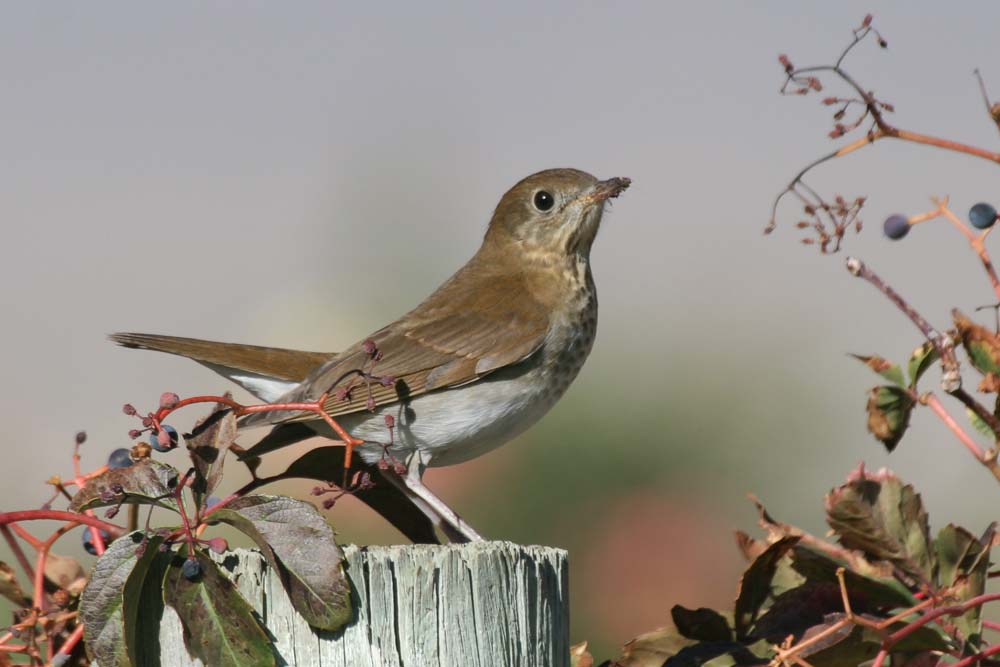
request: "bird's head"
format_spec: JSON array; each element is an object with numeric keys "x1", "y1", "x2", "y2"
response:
[{"x1": 484, "y1": 168, "x2": 631, "y2": 259}]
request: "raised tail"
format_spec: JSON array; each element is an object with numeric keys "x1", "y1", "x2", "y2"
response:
[{"x1": 109, "y1": 333, "x2": 333, "y2": 402}]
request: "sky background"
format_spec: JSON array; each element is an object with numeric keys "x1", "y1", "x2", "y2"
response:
[{"x1": 2, "y1": 1, "x2": 1000, "y2": 660}]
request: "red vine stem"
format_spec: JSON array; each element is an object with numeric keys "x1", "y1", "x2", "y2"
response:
[
  {"x1": 52, "y1": 623, "x2": 84, "y2": 663},
  {"x1": 153, "y1": 392, "x2": 364, "y2": 469},
  {"x1": 0, "y1": 510, "x2": 123, "y2": 537}
]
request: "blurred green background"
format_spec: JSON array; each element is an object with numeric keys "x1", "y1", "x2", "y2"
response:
[{"x1": 2, "y1": 2, "x2": 1000, "y2": 660}]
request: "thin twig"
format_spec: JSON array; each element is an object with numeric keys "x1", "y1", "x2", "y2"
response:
[
  {"x1": 0, "y1": 525, "x2": 34, "y2": 583},
  {"x1": 923, "y1": 393, "x2": 1000, "y2": 481}
]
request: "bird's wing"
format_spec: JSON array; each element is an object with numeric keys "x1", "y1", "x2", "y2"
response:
[{"x1": 248, "y1": 261, "x2": 551, "y2": 426}]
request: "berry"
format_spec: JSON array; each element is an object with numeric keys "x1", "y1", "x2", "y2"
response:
[
  {"x1": 206, "y1": 537, "x2": 228, "y2": 554},
  {"x1": 159, "y1": 392, "x2": 180, "y2": 409},
  {"x1": 883, "y1": 214, "x2": 910, "y2": 240},
  {"x1": 969, "y1": 202, "x2": 998, "y2": 230},
  {"x1": 181, "y1": 557, "x2": 201, "y2": 580},
  {"x1": 150, "y1": 425, "x2": 178, "y2": 452},
  {"x1": 204, "y1": 496, "x2": 221, "y2": 525},
  {"x1": 107, "y1": 448, "x2": 133, "y2": 469},
  {"x1": 82, "y1": 528, "x2": 112, "y2": 556}
]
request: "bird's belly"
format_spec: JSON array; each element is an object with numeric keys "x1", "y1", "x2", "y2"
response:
[{"x1": 345, "y1": 323, "x2": 595, "y2": 467}]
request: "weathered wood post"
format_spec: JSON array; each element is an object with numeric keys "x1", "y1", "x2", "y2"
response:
[{"x1": 155, "y1": 542, "x2": 569, "y2": 667}]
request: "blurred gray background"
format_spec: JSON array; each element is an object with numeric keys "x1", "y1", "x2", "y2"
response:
[{"x1": 2, "y1": 1, "x2": 1000, "y2": 658}]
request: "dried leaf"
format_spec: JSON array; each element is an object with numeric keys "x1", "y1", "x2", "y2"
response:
[
  {"x1": 162, "y1": 552, "x2": 274, "y2": 667},
  {"x1": 210, "y1": 495, "x2": 351, "y2": 630},
  {"x1": 825, "y1": 470, "x2": 933, "y2": 583},
  {"x1": 733, "y1": 535, "x2": 799, "y2": 639},
  {"x1": 752, "y1": 581, "x2": 842, "y2": 642},
  {"x1": 80, "y1": 532, "x2": 148, "y2": 667},
  {"x1": 670, "y1": 606, "x2": 732, "y2": 642},
  {"x1": 906, "y1": 342, "x2": 939, "y2": 388},
  {"x1": 851, "y1": 354, "x2": 905, "y2": 387},
  {"x1": 570, "y1": 641, "x2": 593, "y2": 667},
  {"x1": 865, "y1": 385, "x2": 914, "y2": 452},
  {"x1": 184, "y1": 400, "x2": 236, "y2": 503},
  {"x1": 954, "y1": 309, "x2": 1000, "y2": 375},
  {"x1": 788, "y1": 547, "x2": 916, "y2": 609},
  {"x1": 608, "y1": 627, "x2": 695, "y2": 667},
  {"x1": 69, "y1": 460, "x2": 180, "y2": 513},
  {"x1": 0, "y1": 562, "x2": 28, "y2": 605},
  {"x1": 45, "y1": 552, "x2": 87, "y2": 596},
  {"x1": 734, "y1": 531, "x2": 767, "y2": 561},
  {"x1": 935, "y1": 523, "x2": 994, "y2": 651}
]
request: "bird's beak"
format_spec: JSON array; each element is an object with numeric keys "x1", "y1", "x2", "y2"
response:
[{"x1": 581, "y1": 177, "x2": 631, "y2": 206}]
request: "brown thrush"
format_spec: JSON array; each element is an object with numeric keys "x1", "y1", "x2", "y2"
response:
[{"x1": 111, "y1": 168, "x2": 630, "y2": 542}]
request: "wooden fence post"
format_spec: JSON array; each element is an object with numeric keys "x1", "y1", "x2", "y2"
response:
[{"x1": 154, "y1": 541, "x2": 570, "y2": 667}]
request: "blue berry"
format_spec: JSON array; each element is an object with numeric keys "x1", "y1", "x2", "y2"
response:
[
  {"x1": 969, "y1": 202, "x2": 998, "y2": 230},
  {"x1": 107, "y1": 448, "x2": 133, "y2": 469},
  {"x1": 150, "y1": 425, "x2": 178, "y2": 452},
  {"x1": 883, "y1": 214, "x2": 910, "y2": 240},
  {"x1": 181, "y1": 557, "x2": 201, "y2": 580},
  {"x1": 82, "y1": 528, "x2": 112, "y2": 555}
]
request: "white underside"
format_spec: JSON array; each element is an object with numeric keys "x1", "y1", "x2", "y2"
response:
[{"x1": 316, "y1": 360, "x2": 565, "y2": 467}]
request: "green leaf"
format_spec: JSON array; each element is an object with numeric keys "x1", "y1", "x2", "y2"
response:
[
  {"x1": 210, "y1": 495, "x2": 352, "y2": 630},
  {"x1": 733, "y1": 535, "x2": 799, "y2": 640},
  {"x1": 184, "y1": 400, "x2": 236, "y2": 505},
  {"x1": 967, "y1": 409, "x2": 994, "y2": 437},
  {"x1": 906, "y1": 342, "x2": 938, "y2": 388},
  {"x1": 663, "y1": 640, "x2": 757, "y2": 666},
  {"x1": 670, "y1": 606, "x2": 732, "y2": 642},
  {"x1": 851, "y1": 354, "x2": 905, "y2": 387},
  {"x1": 796, "y1": 614, "x2": 949, "y2": 667},
  {"x1": 69, "y1": 460, "x2": 180, "y2": 513},
  {"x1": 954, "y1": 309, "x2": 1000, "y2": 375},
  {"x1": 884, "y1": 619, "x2": 952, "y2": 653},
  {"x1": 0, "y1": 562, "x2": 28, "y2": 606},
  {"x1": 80, "y1": 532, "x2": 149, "y2": 667},
  {"x1": 796, "y1": 619, "x2": 877, "y2": 667},
  {"x1": 752, "y1": 581, "x2": 842, "y2": 642},
  {"x1": 825, "y1": 470, "x2": 933, "y2": 583},
  {"x1": 123, "y1": 534, "x2": 168, "y2": 667},
  {"x1": 162, "y1": 552, "x2": 274, "y2": 667},
  {"x1": 865, "y1": 386, "x2": 915, "y2": 452},
  {"x1": 935, "y1": 524, "x2": 994, "y2": 651}
]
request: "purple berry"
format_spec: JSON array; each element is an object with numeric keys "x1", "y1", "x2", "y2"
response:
[
  {"x1": 150, "y1": 425, "x2": 178, "y2": 452},
  {"x1": 883, "y1": 214, "x2": 909, "y2": 240},
  {"x1": 969, "y1": 203, "x2": 998, "y2": 230},
  {"x1": 107, "y1": 448, "x2": 133, "y2": 469},
  {"x1": 82, "y1": 528, "x2": 112, "y2": 555},
  {"x1": 181, "y1": 557, "x2": 201, "y2": 580}
]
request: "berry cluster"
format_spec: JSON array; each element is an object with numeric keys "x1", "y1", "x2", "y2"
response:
[{"x1": 883, "y1": 202, "x2": 998, "y2": 240}]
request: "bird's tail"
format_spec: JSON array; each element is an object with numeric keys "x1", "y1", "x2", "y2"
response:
[{"x1": 109, "y1": 332, "x2": 332, "y2": 402}]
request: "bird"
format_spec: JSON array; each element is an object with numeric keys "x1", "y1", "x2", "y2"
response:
[{"x1": 111, "y1": 168, "x2": 630, "y2": 543}]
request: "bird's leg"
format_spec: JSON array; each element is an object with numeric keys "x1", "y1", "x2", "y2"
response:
[{"x1": 380, "y1": 453, "x2": 485, "y2": 543}]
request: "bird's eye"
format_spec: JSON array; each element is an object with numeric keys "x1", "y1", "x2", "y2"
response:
[{"x1": 533, "y1": 190, "x2": 555, "y2": 212}]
